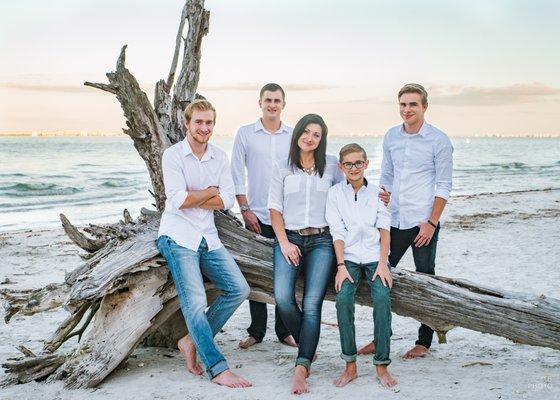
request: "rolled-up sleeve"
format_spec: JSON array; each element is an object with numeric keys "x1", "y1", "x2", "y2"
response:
[
  {"x1": 325, "y1": 187, "x2": 347, "y2": 242},
  {"x1": 230, "y1": 129, "x2": 247, "y2": 195},
  {"x1": 218, "y1": 154, "x2": 236, "y2": 210},
  {"x1": 379, "y1": 135, "x2": 394, "y2": 193},
  {"x1": 375, "y1": 197, "x2": 392, "y2": 231},
  {"x1": 267, "y1": 161, "x2": 284, "y2": 212},
  {"x1": 434, "y1": 136, "x2": 453, "y2": 200},
  {"x1": 162, "y1": 149, "x2": 188, "y2": 211}
]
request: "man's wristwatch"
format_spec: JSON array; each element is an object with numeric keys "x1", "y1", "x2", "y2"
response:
[
  {"x1": 240, "y1": 205, "x2": 251, "y2": 213},
  {"x1": 427, "y1": 220, "x2": 437, "y2": 228}
]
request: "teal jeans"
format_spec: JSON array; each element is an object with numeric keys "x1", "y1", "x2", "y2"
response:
[{"x1": 335, "y1": 260, "x2": 392, "y2": 365}]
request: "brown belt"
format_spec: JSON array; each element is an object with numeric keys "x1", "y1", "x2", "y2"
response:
[{"x1": 287, "y1": 227, "x2": 330, "y2": 236}]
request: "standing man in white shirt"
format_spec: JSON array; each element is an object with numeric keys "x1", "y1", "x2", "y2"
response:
[
  {"x1": 359, "y1": 83, "x2": 453, "y2": 359},
  {"x1": 157, "y1": 99, "x2": 252, "y2": 388},
  {"x1": 231, "y1": 83, "x2": 297, "y2": 349}
]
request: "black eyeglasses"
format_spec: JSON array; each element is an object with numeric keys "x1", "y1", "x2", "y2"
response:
[{"x1": 341, "y1": 160, "x2": 366, "y2": 170}]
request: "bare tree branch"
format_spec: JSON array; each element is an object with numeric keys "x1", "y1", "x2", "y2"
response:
[
  {"x1": 165, "y1": 2, "x2": 189, "y2": 93},
  {"x1": 84, "y1": 82, "x2": 117, "y2": 94}
]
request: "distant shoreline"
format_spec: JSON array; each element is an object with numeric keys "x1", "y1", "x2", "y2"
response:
[{"x1": 1, "y1": 132, "x2": 559, "y2": 138}]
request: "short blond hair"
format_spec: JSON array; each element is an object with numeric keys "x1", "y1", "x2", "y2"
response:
[
  {"x1": 398, "y1": 83, "x2": 428, "y2": 106},
  {"x1": 339, "y1": 143, "x2": 367, "y2": 162},
  {"x1": 184, "y1": 99, "x2": 216, "y2": 123}
]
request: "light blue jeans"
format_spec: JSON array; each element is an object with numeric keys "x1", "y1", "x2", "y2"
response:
[{"x1": 157, "y1": 235, "x2": 250, "y2": 379}]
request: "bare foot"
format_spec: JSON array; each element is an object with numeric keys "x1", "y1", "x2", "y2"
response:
[
  {"x1": 291, "y1": 365, "x2": 309, "y2": 395},
  {"x1": 333, "y1": 362, "x2": 357, "y2": 387},
  {"x1": 376, "y1": 365, "x2": 398, "y2": 388},
  {"x1": 281, "y1": 335, "x2": 298, "y2": 347},
  {"x1": 357, "y1": 341, "x2": 375, "y2": 355},
  {"x1": 403, "y1": 344, "x2": 429, "y2": 359},
  {"x1": 177, "y1": 335, "x2": 204, "y2": 375},
  {"x1": 239, "y1": 336, "x2": 259, "y2": 349},
  {"x1": 211, "y1": 370, "x2": 252, "y2": 388}
]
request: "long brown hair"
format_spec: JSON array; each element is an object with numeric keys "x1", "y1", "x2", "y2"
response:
[{"x1": 288, "y1": 114, "x2": 328, "y2": 177}]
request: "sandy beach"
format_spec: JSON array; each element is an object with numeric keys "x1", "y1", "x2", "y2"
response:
[{"x1": 1, "y1": 188, "x2": 559, "y2": 400}]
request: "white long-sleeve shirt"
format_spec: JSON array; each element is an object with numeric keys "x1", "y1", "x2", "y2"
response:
[
  {"x1": 326, "y1": 179, "x2": 391, "y2": 264},
  {"x1": 380, "y1": 122, "x2": 453, "y2": 229},
  {"x1": 158, "y1": 140, "x2": 235, "y2": 251},
  {"x1": 230, "y1": 119, "x2": 292, "y2": 225},
  {"x1": 268, "y1": 155, "x2": 344, "y2": 230}
]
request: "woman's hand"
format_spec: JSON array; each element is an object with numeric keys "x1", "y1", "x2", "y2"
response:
[
  {"x1": 335, "y1": 265, "x2": 354, "y2": 292},
  {"x1": 373, "y1": 264, "x2": 393, "y2": 288},
  {"x1": 279, "y1": 240, "x2": 301, "y2": 266}
]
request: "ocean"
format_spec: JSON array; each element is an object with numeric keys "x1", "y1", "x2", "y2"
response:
[{"x1": 1, "y1": 136, "x2": 559, "y2": 232}]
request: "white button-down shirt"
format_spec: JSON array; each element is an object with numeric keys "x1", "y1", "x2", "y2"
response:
[
  {"x1": 268, "y1": 155, "x2": 344, "y2": 230},
  {"x1": 231, "y1": 119, "x2": 293, "y2": 225},
  {"x1": 158, "y1": 140, "x2": 235, "y2": 251},
  {"x1": 326, "y1": 179, "x2": 391, "y2": 264},
  {"x1": 380, "y1": 122, "x2": 453, "y2": 229}
]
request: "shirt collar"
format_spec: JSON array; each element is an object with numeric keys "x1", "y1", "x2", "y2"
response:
[
  {"x1": 400, "y1": 121, "x2": 429, "y2": 137},
  {"x1": 254, "y1": 118, "x2": 290, "y2": 135},
  {"x1": 181, "y1": 139, "x2": 215, "y2": 161},
  {"x1": 345, "y1": 177, "x2": 368, "y2": 188}
]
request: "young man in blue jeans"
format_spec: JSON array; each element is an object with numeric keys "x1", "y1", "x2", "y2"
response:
[
  {"x1": 157, "y1": 99, "x2": 252, "y2": 388},
  {"x1": 326, "y1": 143, "x2": 397, "y2": 389}
]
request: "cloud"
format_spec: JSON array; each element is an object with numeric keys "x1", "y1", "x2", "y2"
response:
[
  {"x1": 431, "y1": 83, "x2": 560, "y2": 106},
  {"x1": 2, "y1": 80, "x2": 337, "y2": 95},
  {"x1": 0, "y1": 82, "x2": 91, "y2": 93},
  {"x1": 199, "y1": 83, "x2": 335, "y2": 91}
]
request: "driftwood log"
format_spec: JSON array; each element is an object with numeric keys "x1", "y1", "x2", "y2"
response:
[{"x1": 1, "y1": 0, "x2": 559, "y2": 389}]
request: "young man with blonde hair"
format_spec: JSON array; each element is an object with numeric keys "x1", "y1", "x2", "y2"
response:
[
  {"x1": 326, "y1": 143, "x2": 397, "y2": 389},
  {"x1": 359, "y1": 83, "x2": 453, "y2": 359},
  {"x1": 157, "y1": 100, "x2": 252, "y2": 388}
]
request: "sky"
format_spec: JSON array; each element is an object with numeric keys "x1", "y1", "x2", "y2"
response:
[{"x1": 1, "y1": 0, "x2": 559, "y2": 136}]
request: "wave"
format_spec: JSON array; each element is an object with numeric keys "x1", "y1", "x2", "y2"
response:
[
  {"x1": 485, "y1": 162, "x2": 528, "y2": 169},
  {"x1": 0, "y1": 172, "x2": 27, "y2": 177},
  {"x1": 0, "y1": 182, "x2": 82, "y2": 197},
  {"x1": 100, "y1": 179, "x2": 142, "y2": 188}
]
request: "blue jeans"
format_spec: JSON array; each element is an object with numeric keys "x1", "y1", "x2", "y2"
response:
[
  {"x1": 156, "y1": 236, "x2": 250, "y2": 378},
  {"x1": 273, "y1": 231, "x2": 335, "y2": 370}
]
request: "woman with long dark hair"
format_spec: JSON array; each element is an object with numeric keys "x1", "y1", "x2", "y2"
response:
[{"x1": 267, "y1": 113, "x2": 344, "y2": 394}]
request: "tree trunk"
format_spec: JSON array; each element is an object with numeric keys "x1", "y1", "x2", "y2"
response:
[{"x1": 1, "y1": 0, "x2": 559, "y2": 390}]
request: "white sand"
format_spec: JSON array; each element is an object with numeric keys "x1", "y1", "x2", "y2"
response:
[{"x1": 1, "y1": 189, "x2": 559, "y2": 400}]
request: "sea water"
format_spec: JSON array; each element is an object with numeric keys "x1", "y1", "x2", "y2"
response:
[{"x1": 1, "y1": 136, "x2": 559, "y2": 231}]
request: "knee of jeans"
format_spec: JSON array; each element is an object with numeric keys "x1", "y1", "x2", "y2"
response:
[
  {"x1": 238, "y1": 280, "x2": 251, "y2": 301},
  {"x1": 335, "y1": 294, "x2": 354, "y2": 311},
  {"x1": 372, "y1": 287, "x2": 391, "y2": 307},
  {"x1": 274, "y1": 291, "x2": 295, "y2": 311},
  {"x1": 184, "y1": 293, "x2": 208, "y2": 316},
  {"x1": 302, "y1": 295, "x2": 323, "y2": 315}
]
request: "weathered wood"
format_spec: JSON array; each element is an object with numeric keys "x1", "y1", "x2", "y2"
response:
[
  {"x1": 173, "y1": 0, "x2": 209, "y2": 106},
  {"x1": 165, "y1": 2, "x2": 189, "y2": 92},
  {"x1": 60, "y1": 213, "x2": 107, "y2": 252},
  {"x1": 1, "y1": 283, "x2": 69, "y2": 323},
  {"x1": 49, "y1": 268, "x2": 169, "y2": 389},
  {"x1": 1, "y1": 353, "x2": 67, "y2": 387},
  {"x1": 43, "y1": 302, "x2": 91, "y2": 353}
]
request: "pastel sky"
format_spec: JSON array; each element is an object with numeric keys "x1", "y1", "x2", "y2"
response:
[{"x1": 1, "y1": 0, "x2": 559, "y2": 136}]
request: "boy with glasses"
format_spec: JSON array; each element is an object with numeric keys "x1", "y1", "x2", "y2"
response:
[{"x1": 325, "y1": 143, "x2": 397, "y2": 389}]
